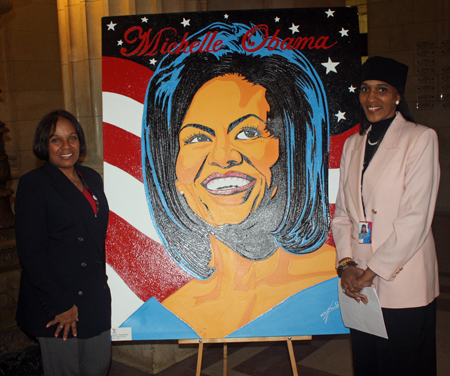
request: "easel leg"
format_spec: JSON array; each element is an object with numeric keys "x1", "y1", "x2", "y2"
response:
[
  {"x1": 196, "y1": 341, "x2": 204, "y2": 376},
  {"x1": 223, "y1": 343, "x2": 228, "y2": 376},
  {"x1": 286, "y1": 339, "x2": 299, "y2": 376}
]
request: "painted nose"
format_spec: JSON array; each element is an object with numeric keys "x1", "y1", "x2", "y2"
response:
[{"x1": 210, "y1": 140, "x2": 243, "y2": 168}]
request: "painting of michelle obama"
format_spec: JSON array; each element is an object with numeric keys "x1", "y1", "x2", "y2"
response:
[
  {"x1": 140, "y1": 23, "x2": 337, "y2": 338},
  {"x1": 103, "y1": 8, "x2": 361, "y2": 340}
]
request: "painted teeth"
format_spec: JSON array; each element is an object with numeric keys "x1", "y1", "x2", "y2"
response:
[{"x1": 206, "y1": 177, "x2": 249, "y2": 190}]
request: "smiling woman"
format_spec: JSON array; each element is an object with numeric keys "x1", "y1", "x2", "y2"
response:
[
  {"x1": 15, "y1": 110, "x2": 111, "y2": 374},
  {"x1": 142, "y1": 23, "x2": 334, "y2": 337}
]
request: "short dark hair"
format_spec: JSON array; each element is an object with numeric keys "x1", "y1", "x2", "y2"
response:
[{"x1": 33, "y1": 110, "x2": 86, "y2": 160}]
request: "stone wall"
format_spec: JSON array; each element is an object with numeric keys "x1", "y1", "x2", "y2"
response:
[{"x1": 367, "y1": 0, "x2": 450, "y2": 212}]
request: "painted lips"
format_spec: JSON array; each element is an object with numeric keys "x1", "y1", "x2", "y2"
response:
[{"x1": 201, "y1": 171, "x2": 255, "y2": 195}]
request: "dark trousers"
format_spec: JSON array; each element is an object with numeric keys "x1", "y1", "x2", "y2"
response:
[
  {"x1": 38, "y1": 330, "x2": 111, "y2": 376},
  {"x1": 350, "y1": 300, "x2": 437, "y2": 376}
]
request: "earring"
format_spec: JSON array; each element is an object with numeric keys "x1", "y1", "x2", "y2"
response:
[
  {"x1": 180, "y1": 191, "x2": 184, "y2": 195},
  {"x1": 396, "y1": 100, "x2": 400, "y2": 105}
]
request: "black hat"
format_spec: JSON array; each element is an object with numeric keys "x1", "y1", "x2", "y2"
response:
[{"x1": 361, "y1": 56, "x2": 409, "y2": 94}]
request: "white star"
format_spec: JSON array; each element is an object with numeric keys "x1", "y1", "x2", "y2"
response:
[
  {"x1": 181, "y1": 18, "x2": 190, "y2": 27},
  {"x1": 107, "y1": 21, "x2": 117, "y2": 31},
  {"x1": 117, "y1": 40, "x2": 123, "y2": 46},
  {"x1": 224, "y1": 14, "x2": 229, "y2": 19},
  {"x1": 275, "y1": 17, "x2": 280, "y2": 22},
  {"x1": 339, "y1": 28, "x2": 349, "y2": 37},
  {"x1": 335, "y1": 111, "x2": 346, "y2": 122},
  {"x1": 149, "y1": 58, "x2": 157, "y2": 65},
  {"x1": 141, "y1": 17, "x2": 148, "y2": 23},
  {"x1": 348, "y1": 85, "x2": 357, "y2": 93},
  {"x1": 321, "y1": 57, "x2": 340, "y2": 74},
  {"x1": 289, "y1": 23, "x2": 299, "y2": 34},
  {"x1": 325, "y1": 9, "x2": 335, "y2": 18}
]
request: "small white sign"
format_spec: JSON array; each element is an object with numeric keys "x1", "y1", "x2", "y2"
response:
[{"x1": 111, "y1": 327, "x2": 132, "y2": 341}]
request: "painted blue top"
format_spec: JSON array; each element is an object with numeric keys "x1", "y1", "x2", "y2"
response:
[{"x1": 120, "y1": 277, "x2": 349, "y2": 340}]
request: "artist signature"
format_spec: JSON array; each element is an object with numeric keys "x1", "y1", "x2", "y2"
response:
[{"x1": 320, "y1": 300, "x2": 339, "y2": 324}]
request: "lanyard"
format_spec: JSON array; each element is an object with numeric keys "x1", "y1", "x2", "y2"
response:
[{"x1": 77, "y1": 170, "x2": 100, "y2": 216}]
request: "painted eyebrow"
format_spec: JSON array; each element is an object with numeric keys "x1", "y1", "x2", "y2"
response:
[
  {"x1": 180, "y1": 124, "x2": 215, "y2": 137},
  {"x1": 228, "y1": 114, "x2": 266, "y2": 133},
  {"x1": 181, "y1": 114, "x2": 267, "y2": 137}
]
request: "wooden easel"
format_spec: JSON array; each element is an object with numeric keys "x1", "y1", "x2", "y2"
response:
[{"x1": 179, "y1": 335, "x2": 312, "y2": 376}]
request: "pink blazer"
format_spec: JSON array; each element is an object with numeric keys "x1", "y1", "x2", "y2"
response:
[{"x1": 332, "y1": 113, "x2": 440, "y2": 308}]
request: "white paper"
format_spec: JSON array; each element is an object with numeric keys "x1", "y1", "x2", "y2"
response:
[
  {"x1": 111, "y1": 327, "x2": 132, "y2": 341},
  {"x1": 338, "y1": 286, "x2": 388, "y2": 339}
]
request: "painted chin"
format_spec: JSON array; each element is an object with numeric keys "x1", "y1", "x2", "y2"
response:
[{"x1": 201, "y1": 171, "x2": 256, "y2": 196}]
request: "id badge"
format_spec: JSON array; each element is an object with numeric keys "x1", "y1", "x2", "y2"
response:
[{"x1": 359, "y1": 221, "x2": 372, "y2": 244}]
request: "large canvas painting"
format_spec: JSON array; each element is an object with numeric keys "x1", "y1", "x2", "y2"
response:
[{"x1": 102, "y1": 7, "x2": 361, "y2": 340}]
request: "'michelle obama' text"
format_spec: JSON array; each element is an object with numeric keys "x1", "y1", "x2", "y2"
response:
[{"x1": 120, "y1": 24, "x2": 337, "y2": 57}]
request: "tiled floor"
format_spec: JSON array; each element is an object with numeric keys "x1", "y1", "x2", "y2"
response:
[{"x1": 107, "y1": 215, "x2": 450, "y2": 375}]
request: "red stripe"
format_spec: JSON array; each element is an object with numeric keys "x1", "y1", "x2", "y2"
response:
[
  {"x1": 102, "y1": 56, "x2": 153, "y2": 104},
  {"x1": 103, "y1": 122, "x2": 143, "y2": 183},
  {"x1": 106, "y1": 211, "x2": 193, "y2": 302},
  {"x1": 329, "y1": 124, "x2": 360, "y2": 169}
]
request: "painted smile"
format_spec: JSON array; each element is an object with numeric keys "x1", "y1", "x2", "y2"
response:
[{"x1": 201, "y1": 171, "x2": 256, "y2": 196}]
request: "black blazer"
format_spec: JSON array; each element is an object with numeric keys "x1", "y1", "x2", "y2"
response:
[{"x1": 15, "y1": 162, "x2": 111, "y2": 338}]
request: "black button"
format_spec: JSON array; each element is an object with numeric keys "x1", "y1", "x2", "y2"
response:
[
  {"x1": 78, "y1": 291, "x2": 83, "y2": 296},
  {"x1": 78, "y1": 237, "x2": 84, "y2": 242},
  {"x1": 81, "y1": 262, "x2": 87, "y2": 267}
]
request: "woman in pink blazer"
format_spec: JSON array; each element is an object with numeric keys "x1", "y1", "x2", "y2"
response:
[{"x1": 332, "y1": 56, "x2": 440, "y2": 376}]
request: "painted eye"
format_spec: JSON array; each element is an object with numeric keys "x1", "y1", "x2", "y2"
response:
[
  {"x1": 236, "y1": 128, "x2": 261, "y2": 140},
  {"x1": 184, "y1": 133, "x2": 211, "y2": 144}
]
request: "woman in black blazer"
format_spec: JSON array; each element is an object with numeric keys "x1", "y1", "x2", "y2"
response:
[{"x1": 15, "y1": 110, "x2": 111, "y2": 376}]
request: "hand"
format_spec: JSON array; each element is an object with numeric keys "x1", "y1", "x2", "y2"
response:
[
  {"x1": 355, "y1": 268, "x2": 377, "y2": 291},
  {"x1": 46, "y1": 304, "x2": 78, "y2": 340},
  {"x1": 340, "y1": 266, "x2": 367, "y2": 303}
]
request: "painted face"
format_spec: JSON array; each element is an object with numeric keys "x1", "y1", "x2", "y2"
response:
[
  {"x1": 48, "y1": 117, "x2": 80, "y2": 172},
  {"x1": 360, "y1": 80, "x2": 401, "y2": 123},
  {"x1": 176, "y1": 74, "x2": 280, "y2": 227}
]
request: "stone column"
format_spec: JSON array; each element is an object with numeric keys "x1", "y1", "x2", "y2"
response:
[{"x1": 56, "y1": 0, "x2": 105, "y2": 172}]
